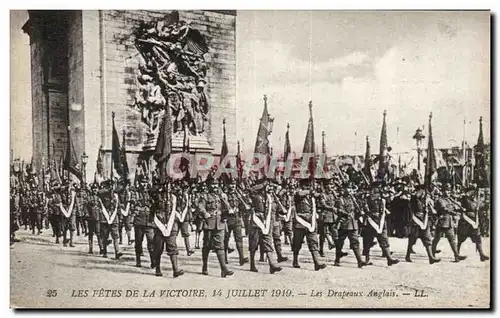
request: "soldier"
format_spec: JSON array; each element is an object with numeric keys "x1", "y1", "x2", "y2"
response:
[
  {"x1": 478, "y1": 188, "x2": 490, "y2": 237},
  {"x1": 150, "y1": 180, "x2": 185, "y2": 278},
  {"x1": 197, "y1": 178, "x2": 234, "y2": 277},
  {"x1": 362, "y1": 181, "x2": 399, "y2": 266},
  {"x1": 28, "y1": 189, "x2": 38, "y2": 234},
  {"x1": 175, "y1": 181, "x2": 195, "y2": 256},
  {"x1": 431, "y1": 183, "x2": 467, "y2": 262},
  {"x1": 116, "y1": 179, "x2": 134, "y2": 246},
  {"x1": 20, "y1": 187, "x2": 30, "y2": 230},
  {"x1": 221, "y1": 179, "x2": 249, "y2": 266},
  {"x1": 334, "y1": 183, "x2": 367, "y2": 268},
  {"x1": 74, "y1": 183, "x2": 88, "y2": 237},
  {"x1": 98, "y1": 180, "x2": 123, "y2": 259},
  {"x1": 47, "y1": 182, "x2": 63, "y2": 243},
  {"x1": 405, "y1": 184, "x2": 441, "y2": 264},
  {"x1": 10, "y1": 188, "x2": 20, "y2": 244},
  {"x1": 278, "y1": 181, "x2": 294, "y2": 247},
  {"x1": 292, "y1": 179, "x2": 326, "y2": 271},
  {"x1": 270, "y1": 181, "x2": 288, "y2": 264},
  {"x1": 61, "y1": 183, "x2": 77, "y2": 248},
  {"x1": 131, "y1": 176, "x2": 155, "y2": 268},
  {"x1": 457, "y1": 186, "x2": 489, "y2": 262},
  {"x1": 318, "y1": 179, "x2": 348, "y2": 260},
  {"x1": 192, "y1": 182, "x2": 205, "y2": 249},
  {"x1": 247, "y1": 178, "x2": 282, "y2": 274},
  {"x1": 86, "y1": 183, "x2": 103, "y2": 255}
]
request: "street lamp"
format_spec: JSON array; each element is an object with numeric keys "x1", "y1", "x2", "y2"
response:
[
  {"x1": 81, "y1": 152, "x2": 88, "y2": 185},
  {"x1": 412, "y1": 128, "x2": 425, "y2": 171}
]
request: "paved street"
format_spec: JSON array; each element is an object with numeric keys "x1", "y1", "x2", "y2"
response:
[{"x1": 10, "y1": 228, "x2": 490, "y2": 309}]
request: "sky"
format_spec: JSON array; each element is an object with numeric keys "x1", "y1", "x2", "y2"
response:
[{"x1": 10, "y1": 10, "x2": 490, "y2": 159}]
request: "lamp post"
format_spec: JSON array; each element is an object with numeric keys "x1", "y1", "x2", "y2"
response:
[
  {"x1": 412, "y1": 128, "x2": 425, "y2": 172},
  {"x1": 81, "y1": 152, "x2": 88, "y2": 185}
]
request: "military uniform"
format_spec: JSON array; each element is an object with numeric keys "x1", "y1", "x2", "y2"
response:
[
  {"x1": 98, "y1": 186, "x2": 122, "y2": 259},
  {"x1": 334, "y1": 193, "x2": 366, "y2": 267},
  {"x1": 457, "y1": 193, "x2": 489, "y2": 261},
  {"x1": 292, "y1": 184, "x2": 326, "y2": 271},
  {"x1": 175, "y1": 187, "x2": 194, "y2": 256},
  {"x1": 131, "y1": 188, "x2": 155, "y2": 268},
  {"x1": 116, "y1": 186, "x2": 133, "y2": 245},
  {"x1": 29, "y1": 192, "x2": 43, "y2": 235},
  {"x1": 221, "y1": 187, "x2": 248, "y2": 266},
  {"x1": 10, "y1": 191, "x2": 20, "y2": 243},
  {"x1": 431, "y1": 186, "x2": 467, "y2": 262},
  {"x1": 48, "y1": 190, "x2": 64, "y2": 243},
  {"x1": 279, "y1": 191, "x2": 294, "y2": 247},
  {"x1": 61, "y1": 188, "x2": 77, "y2": 247},
  {"x1": 362, "y1": 185, "x2": 399, "y2": 266},
  {"x1": 150, "y1": 185, "x2": 184, "y2": 278},
  {"x1": 318, "y1": 190, "x2": 338, "y2": 257},
  {"x1": 86, "y1": 187, "x2": 103, "y2": 254},
  {"x1": 197, "y1": 184, "x2": 234, "y2": 277},
  {"x1": 406, "y1": 187, "x2": 440, "y2": 264},
  {"x1": 74, "y1": 190, "x2": 87, "y2": 236}
]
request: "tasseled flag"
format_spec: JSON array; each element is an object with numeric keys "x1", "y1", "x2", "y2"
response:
[
  {"x1": 474, "y1": 116, "x2": 489, "y2": 187},
  {"x1": 377, "y1": 110, "x2": 388, "y2": 181},
  {"x1": 236, "y1": 140, "x2": 243, "y2": 181},
  {"x1": 284, "y1": 123, "x2": 291, "y2": 162},
  {"x1": 111, "y1": 112, "x2": 128, "y2": 180},
  {"x1": 96, "y1": 145, "x2": 104, "y2": 180},
  {"x1": 424, "y1": 113, "x2": 437, "y2": 189},
  {"x1": 302, "y1": 101, "x2": 316, "y2": 179},
  {"x1": 154, "y1": 108, "x2": 172, "y2": 182},
  {"x1": 219, "y1": 119, "x2": 229, "y2": 183},
  {"x1": 121, "y1": 129, "x2": 130, "y2": 180},
  {"x1": 253, "y1": 95, "x2": 274, "y2": 178},
  {"x1": 63, "y1": 126, "x2": 83, "y2": 182},
  {"x1": 364, "y1": 136, "x2": 374, "y2": 183}
]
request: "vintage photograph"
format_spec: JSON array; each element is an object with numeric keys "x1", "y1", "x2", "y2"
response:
[{"x1": 10, "y1": 10, "x2": 490, "y2": 308}]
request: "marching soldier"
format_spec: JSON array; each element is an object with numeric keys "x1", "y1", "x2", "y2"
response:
[
  {"x1": 61, "y1": 182, "x2": 77, "y2": 248},
  {"x1": 221, "y1": 179, "x2": 249, "y2": 266},
  {"x1": 362, "y1": 181, "x2": 399, "y2": 266},
  {"x1": 431, "y1": 183, "x2": 467, "y2": 262},
  {"x1": 292, "y1": 179, "x2": 326, "y2": 271},
  {"x1": 98, "y1": 180, "x2": 123, "y2": 259},
  {"x1": 279, "y1": 182, "x2": 294, "y2": 248},
  {"x1": 175, "y1": 181, "x2": 195, "y2": 256},
  {"x1": 333, "y1": 183, "x2": 367, "y2": 268},
  {"x1": 197, "y1": 178, "x2": 234, "y2": 277},
  {"x1": 247, "y1": 178, "x2": 282, "y2": 274},
  {"x1": 457, "y1": 186, "x2": 489, "y2": 262},
  {"x1": 150, "y1": 180, "x2": 185, "y2": 278},
  {"x1": 47, "y1": 182, "x2": 63, "y2": 243},
  {"x1": 131, "y1": 176, "x2": 155, "y2": 268},
  {"x1": 28, "y1": 189, "x2": 38, "y2": 235},
  {"x1": 74, "y1": 184, "x2": 87, "y2": 237},
  {"x1": 270, "y1": 181, "x2": 288, "y2": 264},
  {"x1": 10, "y1": 188, "x2": 20, "y2": 244},
  {"x1": 192, "y1": 183, "x2": 205, "y2": 249},
  {"x1": 405, "y1": 184, "x2": 441, "y2": 264},
  {"x1": 117, "y1": 179, "x2": 134, "y2": 246},
  {"x1": 86, "y1": 183, "x2": 103, "y2": 255},
  {"x1": 31, "y1": 190, "x2": 45, "y2": 235}
]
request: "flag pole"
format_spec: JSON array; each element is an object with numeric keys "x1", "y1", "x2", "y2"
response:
[{"x1": 110, "y1": 112, "x2": 115, "y2": 181}]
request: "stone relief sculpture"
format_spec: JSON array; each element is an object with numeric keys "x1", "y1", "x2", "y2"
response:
[{"x1": 132, "y1": 10, "x2": 210, "y2": 147}]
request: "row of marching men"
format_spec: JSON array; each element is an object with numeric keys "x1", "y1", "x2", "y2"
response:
[{"x1": 10, "y1": 174, "x2": 489, "y2": 278}]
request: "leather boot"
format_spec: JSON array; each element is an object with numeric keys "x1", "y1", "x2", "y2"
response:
[
  {"x1": 267, "y1": 252, "x2": 282, "y2": 274},
  {"x1": 450, "y1": 239, "x2": 466, "y2": 262},
  {"x1": 202, "y1": 248, "x2": 209, "y2": 275},
  {"x1": 405, "y1": 240, "x2": 413, "y2": 262},
  {"x1": 97, "y1": 235, "x2": 103, "y2": 254},
  {"x1": 476, "y1": 241, "x2": 489, "y2": 262},
  {"x1": 425, "y1": 245, "x2": 441, "y2": 264},
  {"x1": 275, "y1": 243, "x2": 288, "y2": 263},
  {"x1": 334, "y1": 246, "x2": 342, "y2": 266},
  {"x1": 102, "y1": 243, "x2": 108, "y2": 258},
  {"x1": 135, "y1": 252, "x2": 142, "y2": 268},
  {"x1": 353, "y1": 248, "x2": 367, "y2": 268},
  {"x1": 155, "y1": 265, "x2": 163, "y2": 277},
  {"x1": 319, "y1": 235, "x2": 325, "y2": 257},
  {"x1": 184, "y1": 237, "x2": 194, "y2": 256},
  {"x1": 69, "y1": 232, "x2": 75, "y2": 247},
  {"x1": 217, "y1": 250, "x2": 234, "y2": 278},
  {"x1": 312, "y1": 251, "x2": 326, "y2": 271},
  {"x1": 259, "y1": 249, "x2": 266, "y2": 262},
  {"x1": 383, "y1": 247, "x2": 399, "y2": 266},
  {"x1": 170, "y1": 255, "x2": 185, "y2": 278},
  {"x1": 114, "y1": 239, "x2": 123, "y2": 260},
  {"x1": 88, "y1": 237, "x2": 93, "y2": 254},
  {"x1": 292, "y1": 251, "x2": 300, "y2": 268},
  {"x1": 236, "y1": 242, "x2": 248, "y2": 266},
  {"x1": 224, "y1": 248, "x2": 229, "y2": 264},
  {"x1": 249, "y1": 250, "x2": 258, "y2": 272}
]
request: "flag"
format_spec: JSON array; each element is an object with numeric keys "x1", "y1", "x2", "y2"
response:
[
  {"x1": 237, "y1": 140, "x2": 243, "y2": 181},
  {"x1": 111, "y1": 112, "x2": 128, "y2": 180},
  {"x1": 474, "y1": 116, "x2": 489, "y2": 187},
  {"x1": 302, "y1": 101, "x2": 316, "y2": 179},
  {"x1": 377, "y1": 110, "x2": 388, "y2": 180},
  {"x1": 284, "y1": 123, "x2": 291, "y2": 162},
  {"x1": 363, "y1": 135, "x2": 374, "y2": 183},
  {"x1": 121, "y1": 129, "x2": 130, "y2": 179},
  {"x1": 220, "y1": 119, "x2": 228, "y2": 163},
  {"x1": 424, "y1": 113, "x2": 437, "y2": 188},
  {"x1": 154, "y1": 109, "x2": 172, "y2": 181},
  {"x1": 253, "y1": 95, "x2": 273, "y2": 177},
  {"x1": 63, "y1": 127, "x2": 83, "y2": 182},
  {"x1": 96, "y1": 145, "x2": 104, "y2": 179}
]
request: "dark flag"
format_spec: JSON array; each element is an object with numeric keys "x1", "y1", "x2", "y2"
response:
[
  {"x1": 253, "y1": 95, "x2": 274, "y2": 177},
  {"x1": 302, "y1": 101, "x2": 316, "y2": 179},
  {"x1": 63, "y1": 126, "x2": 83, "y2": 182},
  {"x1": 121, "y1": 129, "x2": 130, "y2": 179},
  {"x1": 219, "y1": 119, "x2": 229, "y2": 183},
  {"x1": 59, "y1": 146, "x2": 66, "y2": 182},
  {"x1": 111, "y1": 112, "x2": 128, "y2": 180},
  {"x1": 154, "y1": 109, "x2": 172, "y2": 181},
  {"x1": 284, "y1": 123, "x2": 291, "y2": 162},
  {"x1": 96, "y1": 145, "x2": 104, "y2": 180},
  {"x1": 320, "y1": 131, "x2": 329, "y2": 177},
  {"x1": 474, "y1": 116, "x2": 489, "y2": 187},
  {"x1": 424, "y1": 113, "x2": 437, "y2": 189},
  {"x1": 236, "y1": 140, "x2": 243, "y2": 181},
  {"x1": 364, "y1": 135, "x2": 374, "y2": 183},
  {"x1": 377, "y1": 110, "x2": 388, "y2": 180}
]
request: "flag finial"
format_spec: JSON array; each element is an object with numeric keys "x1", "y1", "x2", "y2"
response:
[
  {"x1": 222, "y1": 118, "x2": 226, "y2": 134},
  {"x1": 322, "y1": 131, "x2": 325, "y2": 137},
  {"x1": 366, "y1": 135, "x2": 369, "y2": 142},
  {"x1": 287, "y1": 123, "x2": 290, "y2": 131},
  {"x1": 480, "y1": 116, "x2": 482, "y2": 124},
  {"x1": 263, "y1": 94, "x2": 267, "y2": 103},
  {"x1": 429, "y1": 112, "x2": 433, "y2": 120},
  {"x1": 112, "y1": 111, "x2": 115, "y2": 119},
  {"x1": 383, "y1": 110, "x2": 387, "y2": 118}
]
